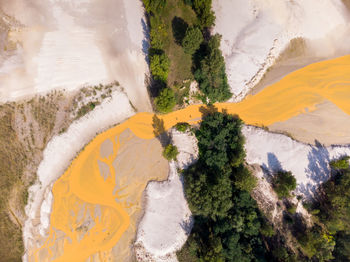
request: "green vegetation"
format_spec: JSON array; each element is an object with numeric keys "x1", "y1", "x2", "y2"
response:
[
  {"x1": 75, "y1": 101, "x2": 100, "y2": 120},
  {"x1": 163, "y1": 144, "x2": 179, "y2": 160},
  {"x1": 179, "y1": 111, "x2": 266, "y2": 261},
  {"x1": 143, "y1": 0, "x2": 232, "y2": 110},
  {"x1": 272, "y1": 171, "x2": 297, "y2": 199},
  {"x1": 155, "y1": 88, "x2": 176, "y2": 113},
  {"x1": 194, "y1": 35, "x2": 232, "y2": 102},
  {"x1": 329, "y1": 156, "x2": 350, "y2": 170},
  {"x1": 150, "y1": 53, "x2": 170, "y2": 82},
  {"x1": 182, "y1": 26, "x2": 203, "y2": 54},
  {"x1": 175, "y1": 122, "x2": 190, "y2": 132},
  {"x1": 143, "y1": 0, "x2": 166, "y2": 13}
]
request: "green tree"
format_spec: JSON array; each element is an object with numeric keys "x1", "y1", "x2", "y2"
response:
[
  {"x1": 273, "y1": 171, "x2": 296, "y2": 199},
  {"x1": 163, "y1": 144, "x2": 179, "y2": 160},
  {"x1": 185, "y1": 165, "x2": 233, "y2": 219},
  {"x1": 150, "y1": 53, "x2": 170, "y2": 82},
  {"x1": 192, "y1": 0, "x2": 215, "y2": 28},
  {"x1": 143, "y1": 0, "x2": 166, "y2": 13},
  {"x1": 330, "y1": 156, "x2": 350, "y2": 170},
  {"x1": 155, "y1": 88, "x2": 176, "y2": 113},
  {"x1": 195, "y1": 112, "x2": 245, "y2": 171},
  {"x1": 233, "y1": 166, "x2": 257, "y2": 192},
  {"x1": 195, "y1": 35, "x2": 232, "y2": 102},
  {"x1": 182, "y1": 27, "x2": 203, "y2": 54}
]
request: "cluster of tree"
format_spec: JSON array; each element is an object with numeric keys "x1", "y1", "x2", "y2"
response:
[
  {"x1": 311, "y1": 159, "x2": 350, "y2": 261},
  {"x1": 183, "y1": 0, "x2": 216, "y2": 29},
  {"x1": 142, "y1": 0, "x2": 175, "y2": 112},
  {"x1": 179, "y1": 111, "x2": 268, "y2": 261},
  {"x1": 194, "y1": 34, "x2": 232, "y2": 102},
  {"x1": 143, "y1": 0, "x2": 232, "y2": 113}
]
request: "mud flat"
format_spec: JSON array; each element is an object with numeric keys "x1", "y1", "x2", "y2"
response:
[
  {"x1": 270, "y1": 101, "x2": 350, "y2": 146},
  {"x1": 0, "y1": 0, "x2": 151, "y2": 111}
]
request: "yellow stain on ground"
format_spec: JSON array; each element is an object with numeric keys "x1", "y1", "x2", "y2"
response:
[{"x1": 36, "y1": 54, "x2": 350, "y2": 261}]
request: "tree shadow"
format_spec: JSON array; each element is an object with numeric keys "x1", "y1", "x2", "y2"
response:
[
  {"x1": 152, "y1": 114, "x2": 169, "y2": 147},
  {"x1": 172, "y1": 16, "x2": 188, "y2": 44},
  {"x1": 141, "y1": 18, "x2": 150, "y2": 63},
  {"x1": 302, "y1": 139, "x2": 331, "y2": 197},
  {"x1": 261, "y1": 152, "x2": 284, "y2": 181},
  {"x1": 199, "y1": 104, "x2": 218, "y2": 117}
]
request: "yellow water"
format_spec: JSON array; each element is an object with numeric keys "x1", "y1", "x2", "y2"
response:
[{"x1": 36, "y1": 55, "x2": 350, "y2": 261}]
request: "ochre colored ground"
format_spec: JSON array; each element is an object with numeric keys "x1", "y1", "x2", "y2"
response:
[{"x1": 35, "y1": 55, "x2": 350, "y2": 261}]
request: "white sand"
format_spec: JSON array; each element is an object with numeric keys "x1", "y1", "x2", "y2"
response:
[
  {"x1": 23, "y1": 87, "x2": 134, "y2": 261},
  {"x1": 0, "y1": 0, "x2": 151, "y2": 111},
  {"x1": 135, "y1": 129, "x2": 198, "y2": 261},
  {"x1": 243, "y1": 125, "x2": 350, "y2": 198},
  {"x1": 213, "y1": 0, "x2": 350, "y2": 101}
]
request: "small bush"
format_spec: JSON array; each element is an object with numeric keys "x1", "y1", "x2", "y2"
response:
[
  {"x1": 234, "y1": 166, "x2": 257, "y2": 192},
  {"x1": 330, "y1": 156, "x2": 350, "y2": 170},
  {"x1": 150, "y1": 53, "x2": 170, "y2": 82},
  {"x1": 287, "y1": 205, "x2": 297, "y2": 214},
  {"x1": 175, "y1": 122, "x2": 190, "y2": 132},
  {"x1": 273, "y1": 171, "x2": 297, "y2": 199},
  {"x1": 155, "y1": 88, "x2": 176, "y2": 113},
  {"x1": 182, "y1": 27, "x2": 203, "y2": 54},
  {"x1": 163, "y1": 144, "x2": 179, "y2": 160},
  {"x1": 260, "y1": 222, "x2": 275, "y2": 237}
]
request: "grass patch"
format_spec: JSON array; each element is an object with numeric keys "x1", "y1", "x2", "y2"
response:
[{"x1": 161, "y1": 0, "x2": 198, "y2": 86}]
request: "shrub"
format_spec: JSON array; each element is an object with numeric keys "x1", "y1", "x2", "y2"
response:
[
  {"x1": 273, "y1": 171, "x2": 297, "y2": 199},
  {"x1": 234, "y1": 166, "x2": 257, "y2": 192},
  {"x1": 155, "y1": 88, "x2": 176, "y2": 113},
  {"x1": 175, "y1": 122, "x2": 190, "y2": 132},
  {"x1": 182, "y1": 27, "x2": 203, "y2": 54},
  {"x1": 330, "y1": 156, "x2": 350, "y2": 170},
  {"x1": 260, "y1": 222, "x2": 275, "y2": 237},
  {"x1": 150, "y1": 53, "x2": 170, "y2": 82},
  {"x1": 163, "y1": 144, "x2": 179, "y2": 160}
]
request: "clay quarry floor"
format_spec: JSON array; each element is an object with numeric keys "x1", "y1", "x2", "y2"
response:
[
  {"x1": 29, "y1": 129, "x2": 168, "y2": 262},
  {"x1": 27, "y1": 54, "x2": 350, "y2": 261}
]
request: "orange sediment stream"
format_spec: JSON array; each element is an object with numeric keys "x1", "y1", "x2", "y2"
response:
[{"x1": 35, "y1": 55, "x2": 350, "y2": 261}]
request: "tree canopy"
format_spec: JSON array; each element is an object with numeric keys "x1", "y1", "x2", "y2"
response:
[
  {"x1": 150, "y1": 53, "x2": 170, "y2": 82},
  {"x1": 194, "y1": 35, "x2": 232, "y2": 102},
  {"x1": 182, "y1": 27, "x2": 203, "y2": 54},
  {"x1": 273, "y1": 171, "x2": 297, "y2": 199},
  {"x1": 179, "y1": 111, "x2": 266, "y2": 261},
  {"x1": 155, "y1": 88, "x2": 176, "y2": 113}
]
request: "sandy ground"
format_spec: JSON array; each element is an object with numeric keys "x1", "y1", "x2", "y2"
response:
[
  {"x1": 243, "y1": 125, "x2": 350, "y2": 198},
  {"x1": 213, "y1": 0, "x2": 350, "y2": 101},
  {"x1": 270, "y1": 101, "x2": 350, "y2": 146},
  {"x1": 26, "y1": 126, "x2": 169, "y2": 262},
  {"x1": 0, "y1": 0, "x2": 151, "y2": 112},
  {"x1": 135, "y1": 129, "x2": 198, "y2": 262},
  {"x1": 23, "y1": 87, "x2": 135, "y2": 261}
]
